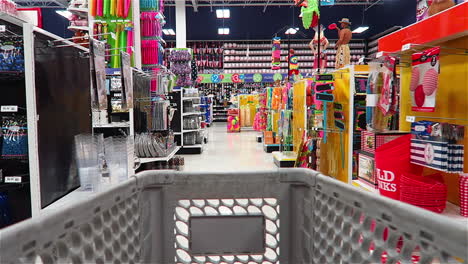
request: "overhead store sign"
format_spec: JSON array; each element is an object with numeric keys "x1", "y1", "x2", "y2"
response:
[
  {"x1": 197, "y1": 73, "x2": 303, "y2": 84},
  {"x1": 320, "y1": 0, "x2": 335, "y2": 6}
]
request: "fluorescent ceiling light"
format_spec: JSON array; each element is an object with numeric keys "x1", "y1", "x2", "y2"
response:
[
  {"x1": 56, "y1": 10, "x2": 72, "y2": 20},
  {"x1": 285, "y1": 27, "x2": 299, "y2": 35},
  {"x1": 352, "y1": 26, "x2": 369, "y2": 33},
  {"x1": 163, "y1": 29, "x2": 175, "y2": 35},
  {"x1": 218, "y1": 28, "x2": 230, "y2": 35},
  {"x1": 216, "y1": 9, "x2": 230, "y2": 18}
]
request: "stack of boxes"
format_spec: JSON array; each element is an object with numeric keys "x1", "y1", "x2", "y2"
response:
[
  {"x1": 263, "y1": 131, "x2": 283, "y2": 145},
  {"x1": 264, "y1": 131, "x2": 274, "y2": 144}
]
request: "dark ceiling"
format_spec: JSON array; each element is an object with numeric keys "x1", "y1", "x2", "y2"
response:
[
  {"x1": 42, "y1": 0, "x2": 416, "y2": 41},
  {"x1": 162, "y1": 0, "x2": 416, "y2": 41}
]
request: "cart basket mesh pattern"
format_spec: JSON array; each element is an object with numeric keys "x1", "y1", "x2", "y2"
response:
[{"x1": 0, "y1": 169, "x2": 467, "y2": 264}]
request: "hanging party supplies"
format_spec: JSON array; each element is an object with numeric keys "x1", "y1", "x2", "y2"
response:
[
  {"x1": 271, "y1": 37, "x2": 281, "y2": 70},
  {"x1": 377, "y1": 56, "x2": 397, "y2": 116},
  {"x1": 410, "y1": 47, "x2": 441, "y2": 112}
]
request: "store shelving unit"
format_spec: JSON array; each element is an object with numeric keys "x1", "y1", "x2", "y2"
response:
[
  {"x1": 0, "y1": 12, "x2": 26, "y2": 26},
  {"x1": 376, "y1": 2, "x2": 468, "y2": 218},
  {"x1": 65, "y1": 0, "x2": 89, "y2": 32},
  {"x1": 199, "y1": 95, "x2": 213, "y2": 127},
  {"x1": 92, "y1": 69, "x2": 133, "y2": 137},
  {"x1": 67, "y1": 25, "x2": 89, "y2": 32},
  {"x1": 169, "y1": 89, "x2": 206, "y2": 154},
  {"x1": 167, "y1": 39, "x2": 366, "y2": 74},
  {"x1": 222, "y1": 40, "x2": 366, "y2": 74},
  {"x1": 0, "y1": 16, "x2": 30, "y2": 229},
  {"x1": 213, "y1": 105, "x2": 228, "y2": 122},
  {"x1": 93, "y1": 122, "x2": 130, "y2": 128},
  {"x1": 365, "y1": 26, "x2": 402, "y2": 59},
  {"x1": 0, "y1": 18, "x2": 93, "y2": 228},
  {"x1": 139, "y1": 146, "x2": 180, "y2": 164}
]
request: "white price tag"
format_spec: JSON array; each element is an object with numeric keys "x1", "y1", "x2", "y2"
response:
[
  {"x1": 358, "y1": 57, "x2": 365, "y2": 64},
  {"x1": 376, "y1": 51, "x2": 384, "y2": 58},
  {"x1": 1, "y1": 105, "x2": 18, "y2": 112},
  {"x1": 402, "y1": 43, "x2": 412, "y2": 51},
  {"x1": 406, "y1": 116, "x2": 416, "y2": 123},
  {"x1": 0, "y1": 25, "x2": 6, "y2": 32},
  {"x1": 5, "y1": 176, "x2": 22, "y2": 183}
]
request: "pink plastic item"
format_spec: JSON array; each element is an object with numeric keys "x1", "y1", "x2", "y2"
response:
[
  {"x1": 123, "y1": 0, "x2": 131, "y2": 18},
  {"x1": 126, "y1": 27, "x2": 133, "y2": 56},
  {"x1": 328, "y1": 23, "x2": 337, "y2": 30},
  {"x1": 410, "y1": 67, "x2": 419, "y2": 91},
  {"x1": 423, "y1": 68, "x2": 438, "y2": 96},
  {"x1": 96, "y1": 0, "x2": 103, "y2": 17},
  {"x1": 460, "y1": 174, "x2": 468, "y2": 217}
]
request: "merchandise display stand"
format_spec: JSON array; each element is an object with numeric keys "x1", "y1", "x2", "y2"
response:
[
  {"x1": 199, "y1": 95, "x2": 213, "y2": 127},
  {"x1": 272, "y1": 151, "x2": 296, "y2": 167},
  {"x1": 66, "y1": 0, "x2": 89, "y2": 34},
  {"x1": 0, "y1": 17, "x2": 31, "y2": 228},
  {"x1": 379, "y1": 3, "x2": 468, "y2": 207},
  {"x1": 0, "y1": 17, "x2": 93, "y2": 227},
  {"x1": 92, "y1": 68, "x2": 133, "y2": 136},
  {"x1": 213, "y1": 105, "x2": 228, "y2": 122},
  {"x1": 170, "y1": 88, "x2": 205, "y2": 154},
  {"x1": 238, "y1": 94, "x2": 259, "y2": 128}
]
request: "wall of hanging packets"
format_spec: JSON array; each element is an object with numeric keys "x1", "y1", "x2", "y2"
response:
[
  {"x1": 1, "y1": 116, "x2": 28, "y2": 160},
  {"x1": 90, "y1": 0, "x2": 135, "y2": 68},
  {"x1": 0, "y1": 21, "x2": 30, "y2": 229},
  {"x1": 0, "y1": 36, "x2": 24, "y2": 73},
  {"x1": 261, "y1": 85, "x2": 293, "y2": 146},
  {"x1": 353, "y1": 59, "x2": 403, "y2": 186},
  {"x1": 168, "y1": 49, "x2": 193, "y2": 87},
  {"x1": 293, "y1": 71, "x2": 354, "y2": 182},
  {"x1": 165, "y1": 42, "x2": 224, "y2": 73},
  {"x1": 132, "y1": 68, "x2": 177, "y2": 158}
]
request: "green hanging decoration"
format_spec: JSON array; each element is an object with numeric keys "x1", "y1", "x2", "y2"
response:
[{"x1": 301, "y1": 0, "x2": 320, "y2": 29}]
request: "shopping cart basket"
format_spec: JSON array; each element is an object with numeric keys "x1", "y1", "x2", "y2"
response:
[{"x1": 0, "y1": 169, "x2": 467, "y2": 264}]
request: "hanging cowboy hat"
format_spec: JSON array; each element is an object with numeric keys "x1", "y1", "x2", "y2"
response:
[{"x1": 338, "y1": 18, "x2": 352, "y2": 24}]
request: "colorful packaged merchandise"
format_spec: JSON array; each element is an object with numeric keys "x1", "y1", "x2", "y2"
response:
[
  {"x1": 377, "y1": 56, "x2": 397, "y2": 116},
  {"x1": 410, "y1": 47, "x2": 441, "y2": 112},
  {"x1": 271, "y1": 37, "x2": 281, "y2": 70},
  {"x1": 460, "y1": 174, "x2": 468, "y2": 217},
  {"x1": 358, "y1": 152, "x2": 376, "y2": 186}
]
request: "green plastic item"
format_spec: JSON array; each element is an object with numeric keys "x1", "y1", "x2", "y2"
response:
[
  {"x1": 301, "y1": 0, "x2": 319, "y2": 29},
  {"x1": 103, "y1": 0, "x2": 110, "y2": 17}
]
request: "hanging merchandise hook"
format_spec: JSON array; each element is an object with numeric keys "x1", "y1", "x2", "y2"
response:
[{"x1": 51, "y1": 35, "x2": 90, "y2": 42}]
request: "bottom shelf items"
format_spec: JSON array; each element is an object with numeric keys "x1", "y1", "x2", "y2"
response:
[{"x1": 139, "y1": 146, "x2": 181, "y2": 164}]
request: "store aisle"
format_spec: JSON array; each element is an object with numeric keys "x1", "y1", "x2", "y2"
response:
[{"x1": 182, "y1": 123, "x2": 277, "y2": 172}]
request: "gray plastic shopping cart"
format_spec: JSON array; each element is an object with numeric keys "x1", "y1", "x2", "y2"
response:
[{"x1": 0, "y1": 169, "x2": 467, "y2": 263}]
